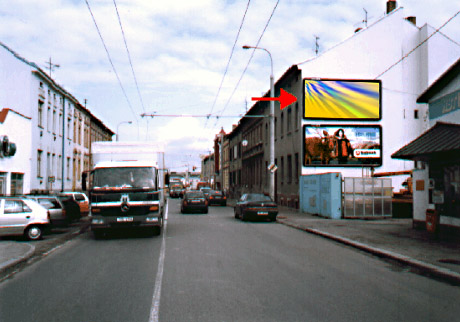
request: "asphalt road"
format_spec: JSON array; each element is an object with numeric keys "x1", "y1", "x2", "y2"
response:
[{"x1": 1, "y1": 198, "x2": 459, "y2": 322}]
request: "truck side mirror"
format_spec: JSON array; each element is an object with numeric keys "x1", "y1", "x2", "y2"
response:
[{"x1": 165, "y1": 173, "x2": 170, "y2": 185}]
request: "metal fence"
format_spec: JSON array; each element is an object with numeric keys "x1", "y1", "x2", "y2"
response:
[{"x1": 343, "y1": 177, "x2": 392, "y2": 218}]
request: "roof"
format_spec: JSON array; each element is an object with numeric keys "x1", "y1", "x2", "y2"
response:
[
  {"x1": 417, "y1": 57, "x2": 460, "y2": 103},
  {"x1": 391, "y1": 122, "x2": 460, "y2": 161}
]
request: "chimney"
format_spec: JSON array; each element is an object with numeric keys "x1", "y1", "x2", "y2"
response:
[
  {"x1": 405, "y1": 16, "x2": 417, "y2": 25},
  {"x1": 386, "y1": 0, "x2": 397, "y2": 14}
]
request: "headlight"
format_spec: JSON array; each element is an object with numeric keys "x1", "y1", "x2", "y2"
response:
[
  {"x1": 146, "y1": 217, "x2": 159, "y2": 223},
  {"x1": 91, "y1": 218, "x2": 105, "y2": 224}
]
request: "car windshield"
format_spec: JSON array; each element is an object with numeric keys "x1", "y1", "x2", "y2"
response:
[
  {"x1": 74, "y1": 194, "x2": 86, "y2": 201},
  {"x1": 93, "y1": 167, "x2": 156, "y2": 189},
  {"x1": 246, "y1": 194, "x2": 272, "y2": 202}
]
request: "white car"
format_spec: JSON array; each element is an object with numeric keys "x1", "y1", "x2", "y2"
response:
[{"x1": 0, "y1": 197, "x2": 50, "y2": 240}]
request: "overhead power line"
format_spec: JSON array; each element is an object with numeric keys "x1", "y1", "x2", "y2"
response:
[
  {"x1": 375, "y1": 9, "x2": 460, "y2": 79},
  {"x1": 141, "y1": 113, "x2": 267, "y2": 118},
  {"x1": 84, "y1": 0, "x2": 139, "y2": 127},
  {"x1": 204, "y1": 0, "x2": 251, "y2": 128},
  {"x1": 113, "y1": 0, "x2": 146, "y2": 114},
  {"x1": 214, "y1": 0, "x2": 280, "y2": 129}
]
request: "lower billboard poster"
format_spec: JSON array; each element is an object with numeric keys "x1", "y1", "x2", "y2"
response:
[{"x1": 303, "y1": 124, "x2": 382, "y2": 167}]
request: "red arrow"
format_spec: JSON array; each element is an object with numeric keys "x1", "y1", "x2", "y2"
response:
[{"x1": 251, "y1": 88, "x2": 297, "y2": 110}]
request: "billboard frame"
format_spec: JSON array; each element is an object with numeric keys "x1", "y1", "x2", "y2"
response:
[
  {"x1": 303, "y1": 124, "x2": 383, "y2": 168},
  {"x1": 303, "y1": 78, "x2": 382, "y2": 121}
]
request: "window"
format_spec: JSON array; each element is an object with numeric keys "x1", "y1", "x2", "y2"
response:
[
  {"x1": 4, "y1": 200, "x2": 31, "y2": 214},
  {"x1": 58, "y1": 155, "x2": 62, "y2": 179},
  {"x1": 38, "y1": 101, "x2": 44, "y2": 127},
  {"x1": 66, "y1": 157, "x2": 71, "y2": 180},
  {"x1": 265, "y1": 123, "x2": 268, "y2": 144},
  {"x1": 47, "y1": 152, "x2": 51, "y2": 179},
  {"x1": 37, "y1": 150, "x2": 43, "y2": 177},
  {"x1": 295, "y1": 153, "x2": 299, "y2": 183},
  {"x1": 53, "y1": 109, "x2": 56, "y2": 134},
  {"x1": 47, "y1": 106, "x2": 51, "y2": 131},
  {"x1": 281, "y1": 157, "x2": 284, "y2": 184},
  {"x1": 287, "y1": 155, "x2": 292, "y2": 184},
  {"x1": 414, "y1": 110, "x2": 419, "y2": 119},
  {"x1": 295, "y1": 103, "x2": 299, "y2": 129},
  {"x1": 11, "y1": 173, "x2": 24, "y2": 196},
  {"x1": 280, "y1": 112, "x2": 284, "y2": 136},
  {"x1": 67, "y1": 118, "x2": 71, "y2": 139},
  {"x1": 287, "y1": 108, "x2": 292, "y2": 133},
  {"x1": 59, "y1": 112, "x2": 63, "y2": 136}
]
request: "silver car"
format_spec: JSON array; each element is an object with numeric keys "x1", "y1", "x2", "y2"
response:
[{"x1": 0, "y1": 197, "x2": 50, "y2": 240}]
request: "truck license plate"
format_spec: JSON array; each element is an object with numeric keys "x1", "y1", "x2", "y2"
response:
[
  {"x1": 257, "y1": 211, "x2": 268, "y2": 215},
  {"x1": 117, "y1": 217, "x2": 134, "y2": 222}
]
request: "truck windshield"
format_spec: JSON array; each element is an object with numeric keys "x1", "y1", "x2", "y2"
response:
[{"x1": 93, "y1": 167, "x2": 156, "y2": 189}]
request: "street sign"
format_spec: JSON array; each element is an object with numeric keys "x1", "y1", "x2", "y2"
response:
[
  {"x1": 48, "y1": 176, "x2": 55, "y2": 183},
  {"x1": 267, "y1": 163, "x2": 278, "y2": 173}
]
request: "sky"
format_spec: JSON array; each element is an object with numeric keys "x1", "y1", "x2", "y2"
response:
[{"x1": 1, "y1": 0, "x2": 460, "y2": 172}]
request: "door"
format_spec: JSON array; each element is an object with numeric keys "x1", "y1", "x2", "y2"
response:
[{"x1": 0, "y1": 199, "x2": 32, "y2": 235}]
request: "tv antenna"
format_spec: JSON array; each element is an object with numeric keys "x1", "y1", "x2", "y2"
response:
[
  {"x1": 45, "y1": 57, "x2": 60, "y2": 79},
  {"x1": 314, "y1": 35, "x2": 320, "y2": 56}
]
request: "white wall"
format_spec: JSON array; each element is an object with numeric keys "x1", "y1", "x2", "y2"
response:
[
  {"x1": 300, "y1": 8, "x2": 460, "y2": 191},
  {"x1": 0, "y1": 109, "x2": 32, "y2": 194},
  {"x1": 412, "y1": 168, "x2": 429, "y2": 223}
]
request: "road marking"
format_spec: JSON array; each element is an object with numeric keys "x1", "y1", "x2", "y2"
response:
[{"x1": 149, "y1": 201, "x2": 168, "y2": 322}]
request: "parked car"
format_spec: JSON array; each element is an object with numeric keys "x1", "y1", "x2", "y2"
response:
[
  {"x1": 208, "y1": 190, "x2": 227, "y2": 206},
  {"x1": 170, "y1": 185, "x2": 185, "y2": 198},
  {"x1": 181, "y1": 191, "x2": 208, "y2": 214},
  {"x1": 26, "y1": 195, "x2": 69, "y2": 227},
  {"x1": 234, "y1": 193, "x2": 278, "y2": 222},
  {"x1": 56, "y1": 194, "x2": 81, "y2": 222},
  {"x1": 0, "y1": 196, "x2": 50, "y2": 240},
  {"x1": 199, "y1": 187, "x2": 212, "y2": 200},
  {"x1": 61, "y1": 191, "x2": 89, "y2": 216}
]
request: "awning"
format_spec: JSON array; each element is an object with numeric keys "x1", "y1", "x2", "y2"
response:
[{"x1": 391, "y1": 122, "x2": 460, "y2": 162}]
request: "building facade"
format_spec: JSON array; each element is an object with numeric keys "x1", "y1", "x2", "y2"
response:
[{"x1": 0, "y1": 41, "x2": 113, "y2": 195}]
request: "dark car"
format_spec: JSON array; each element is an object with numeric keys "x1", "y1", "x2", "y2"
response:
[
  {"x1": 181, "y1": 191, "x2": 208, "y2": 214},
  {"x1": 234, "y1": 193, "x2": 278, "y2": 222},
  {"x1": 208, "y1": 190, "x2": 227, "y2": 206},
  {"x1": 170, "y1": 185, "x2": 185, "y2": 198},
  {"x1": 199, "y1": 187, "x2": 212, "y2": 200}
]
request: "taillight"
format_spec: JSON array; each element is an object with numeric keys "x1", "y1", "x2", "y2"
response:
[
  {"x1": 62, "y1": 209, "x2": 67, "y2": 218},
  {"x1": 149, "y1": 205, "x2": 159, "y2": 211},
  {"x1": 183, "y1": 200, "x2": 188, "y2": 206},
  {"x1": 91, "y1": 208, "x2": 101, "y2": 213},
  {"x1": 205, "y1": 200, "x2": 208, "y2": 206}
]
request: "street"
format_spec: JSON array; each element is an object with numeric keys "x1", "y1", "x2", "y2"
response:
[{"x1": 1, "y1": 198, "x2": 460, "y2": 322}]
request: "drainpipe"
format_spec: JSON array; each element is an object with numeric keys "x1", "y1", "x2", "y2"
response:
[{"x1": 61, "y1": 95, "x2": 66, "y2": 192}]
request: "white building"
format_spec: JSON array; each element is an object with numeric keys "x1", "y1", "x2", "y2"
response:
[
  {"x1": 0, "y1": 41, "x2": 114, "y2": 195},
  {"x1": 299, "y1": 3, "x2": 460, "y2": 191}
]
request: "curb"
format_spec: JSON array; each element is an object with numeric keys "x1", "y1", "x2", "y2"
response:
[
  {"x1": 0, "y1": 243, "x2": 35, "y2": 272},
  {"x1": 277, "y1": 218, "x2": 460, "y2": 285}
]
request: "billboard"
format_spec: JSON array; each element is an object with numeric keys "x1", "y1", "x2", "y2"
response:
[
  {"x1": 304, "y1": 79, "x2": 381, "y2": 120},
  {"x1": 303, "y1": 124, "x2": 382, "y2": 167}
]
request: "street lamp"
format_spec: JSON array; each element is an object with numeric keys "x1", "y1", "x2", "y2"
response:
[
  {"x1": 242, "y1": 45, "x2": 275, "y2": 201},
  {"x1": 116, "y1": 121, "x2": 132, "y2": 141}
]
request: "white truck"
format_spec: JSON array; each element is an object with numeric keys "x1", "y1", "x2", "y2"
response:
[{"x1": 82, "y1": 142, "x2": 168, "y2": 238}]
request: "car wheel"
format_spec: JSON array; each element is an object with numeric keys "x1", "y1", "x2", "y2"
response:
[
  {"x1": 25, "y1": 225, "x2": 43, "y2": 241},
  {"x1": 234, "y1": 208, "x2": 239, "y2": 219},
  {"x1": 241, "y1": 212, "x2": 247, "y2": 221},
  {"x1": 204, "y1": 208, "x2": 208, "y2": 214}
]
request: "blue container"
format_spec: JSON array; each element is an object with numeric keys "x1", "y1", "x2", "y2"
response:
[{"x1": 300, "y1": 173, "x2": 342, "y2": 219}]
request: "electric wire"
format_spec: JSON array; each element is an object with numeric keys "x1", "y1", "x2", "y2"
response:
[
  {"x1": 112, "y1": 0, "x2": 146, "y2": 114},
  {"x1": 213, "y1": 0, "x2": 280, "y2": 129},
  {"x1": 84, "y1": 0, "x2": 140, "y2": 136},
  {"x1": 375, "y1": 9, "x2": 460, "y2": 79},
  {"x1": 204, "y1": 0, "x2": 251, "y2": 128}
]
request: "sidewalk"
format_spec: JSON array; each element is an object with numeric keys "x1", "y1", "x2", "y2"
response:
[
  {"x1": 0, "y1": 219, "x2": 90, "y2": 276},
  {"x1": 275, "y1": 205, "x2": 460, "y2": 284}
]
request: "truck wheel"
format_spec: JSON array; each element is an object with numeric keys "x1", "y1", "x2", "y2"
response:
[
  {"x1": 93, "y1": 230, "x2": 105, "y2": 240},
  {"x1": 25, "y1": 225, "x2": 43, "y2": 241}
]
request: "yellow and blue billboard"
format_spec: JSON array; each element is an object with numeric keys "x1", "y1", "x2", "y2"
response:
[{"x1": 304, "y1": 79, "x2": 381, "y2": 120}]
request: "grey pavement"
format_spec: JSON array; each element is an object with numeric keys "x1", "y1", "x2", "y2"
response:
[{"x1": 1, "y1": 204, "x2": 460, "y2": 285}]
